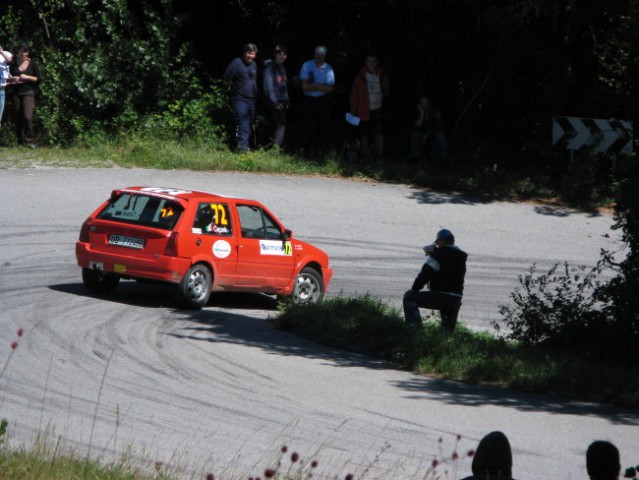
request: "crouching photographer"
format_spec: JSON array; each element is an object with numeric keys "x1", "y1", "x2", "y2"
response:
[{"x1": 403, "y1": 228, "x2": 468, "y2": 332}]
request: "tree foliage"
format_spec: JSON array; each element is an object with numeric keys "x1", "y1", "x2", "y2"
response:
[
  {"x1": 1, "y1": 0, "x2": 210, "y2": 144},
  {"x1": 597, "y1": 162, "x2": 639, "y2": 360}
]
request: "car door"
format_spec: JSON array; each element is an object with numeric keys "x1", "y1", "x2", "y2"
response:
[
  {"x1": 185, "y1": 201, "x2": 238, "y2": 287},
  {"x1": 235, "y1": 203, "x2": 295, "y2": 287}
]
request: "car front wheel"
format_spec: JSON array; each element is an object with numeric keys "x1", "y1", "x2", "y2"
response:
[
  {"x1": 82, "y1": 268, "x2": 120, "y2": 294},
  {"x1": 292, "y1": 267, "x2": 324, "y2": 303},
  {"x1": 178, "y1": 264, "x2": 212, "y2": 309}
]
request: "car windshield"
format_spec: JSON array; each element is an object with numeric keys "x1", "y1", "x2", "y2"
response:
[{"x1": 97, "y1": 192, "x2": 184, "y2": 231}]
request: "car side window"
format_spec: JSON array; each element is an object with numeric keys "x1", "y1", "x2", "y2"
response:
[
  {"x1": 237, "y1": 204, "x2": 282, "y2": 240},
  {"x1": 193, "y1": 202, "x2": 233, "y2": 236}
]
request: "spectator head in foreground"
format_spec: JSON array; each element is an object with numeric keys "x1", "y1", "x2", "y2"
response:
[
  {"x1": 587, "y1": 441, "x2": 620, "y2": 480},
  {"x1": 470, "y1": 431, "x2": 513, "y2": 479}
]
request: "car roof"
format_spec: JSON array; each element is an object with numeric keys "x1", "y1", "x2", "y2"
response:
[{"x1": 118, "y1": 186, "x2": 257, "y2": 204}]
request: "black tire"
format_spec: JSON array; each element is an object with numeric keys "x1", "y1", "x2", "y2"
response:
[
  {"x1": 177, "y1": 264, "x2": 212, "y2": 309},
  {"x1": 291, "y1": 267, "x2": 324, "y2": 303},
  {"x1": 82, "y1": 268, "x2": 120, "y2": 294}
]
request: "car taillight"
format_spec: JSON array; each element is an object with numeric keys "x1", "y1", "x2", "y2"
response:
[
  {"x1": 164, "y1": 231, "x2": 179, "y2": 256},
  {"x1": 79, "y1": 220, "x2": 91, "y2": 242}
]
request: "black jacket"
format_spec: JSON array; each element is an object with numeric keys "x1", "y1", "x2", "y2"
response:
[{"x1": 411, "y1": 245, "x2": 467, "y2": 295}]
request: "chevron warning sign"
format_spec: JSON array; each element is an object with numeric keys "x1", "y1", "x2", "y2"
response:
[{"x1": 552, "y1": 116, "x2": 634, "y2": 155}]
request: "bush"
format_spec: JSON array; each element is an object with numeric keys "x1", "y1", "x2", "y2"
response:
[{"x1": 494, "y1": 262, "x2": 607, "y2": 353}]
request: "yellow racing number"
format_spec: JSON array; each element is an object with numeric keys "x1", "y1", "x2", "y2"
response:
[
  {"x1": 209, "y1": 204, "x2": 228, "y2": 226},
  {"x1": 284, "y1": 241, "x2": 292, "y2": 256}
]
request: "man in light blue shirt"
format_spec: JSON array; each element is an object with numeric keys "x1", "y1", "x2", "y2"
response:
[{"x1": 299, "y1": 45, "x2": 335, "y2": 154}]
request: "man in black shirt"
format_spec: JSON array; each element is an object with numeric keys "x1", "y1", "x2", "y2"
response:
[
  {"x1": 403, "y1": 228, "x2": 467, "y2": 331},
  {"x1": 223, "y1": 43, "x2": 258, "y2": 153}
]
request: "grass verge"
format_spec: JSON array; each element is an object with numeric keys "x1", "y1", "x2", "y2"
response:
[
  {"x1": 0, "y1": 137, "x2": 612, "y2": 209},
  {"x1": 275, "y1": 294, "x2": 639, "y2": 409}
]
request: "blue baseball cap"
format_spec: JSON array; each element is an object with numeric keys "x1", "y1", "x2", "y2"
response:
[{"x1": 436, "y1": 229, "x2": 454, "y2": 242}]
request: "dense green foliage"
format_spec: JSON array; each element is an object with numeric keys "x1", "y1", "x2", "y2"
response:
[
  {"x1": 0, "y1": 0, "x2": 230, "y2": 146},
  {"x1": 597, "y1": 161, "x2": 639, "y2": 358}
]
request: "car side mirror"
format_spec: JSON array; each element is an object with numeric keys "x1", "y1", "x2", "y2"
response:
[{"x1": 283, "y1": 229, "x2": 292, "y2": 240}]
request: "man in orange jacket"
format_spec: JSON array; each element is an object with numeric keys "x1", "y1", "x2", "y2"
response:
[{"x1": 349, "y1": 54, "x2": 390, "y2": 160}]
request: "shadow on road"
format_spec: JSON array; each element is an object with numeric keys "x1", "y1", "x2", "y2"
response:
[
  {"x1": 49, "y1": 282, "x2": 637, "y2": 424},
  {"x1": 390, "y1": 376, "x2": 639, "y2": 426},
  {"x1": 169, "y1": 305, "x2": 391, "y2": 371},
  {"x1": 408, "y1": 189, "x2": 604, "y2": 218},
  {"x1": 49, "y1": 282, "x2": 281, "y2": 310}
]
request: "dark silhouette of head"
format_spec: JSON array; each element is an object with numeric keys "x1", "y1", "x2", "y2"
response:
[
  {"x1": 471, "y1": 431, "x2": 513, "y2": 479},
  {"x1": 587, "y1": 441, "x2": 620, "y2": 480}
]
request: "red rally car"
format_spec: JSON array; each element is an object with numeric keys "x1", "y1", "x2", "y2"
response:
[{"x1": 75, "y1": 186, "x2": 333, "y2": 308}]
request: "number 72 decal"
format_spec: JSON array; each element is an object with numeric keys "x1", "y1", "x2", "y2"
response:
[{"x1": 210, "y1": 203, "x2": 229, "y2": 225}]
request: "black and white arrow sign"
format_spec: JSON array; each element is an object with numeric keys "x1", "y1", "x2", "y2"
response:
[{"x1": 552, "y1": 116, "x2": 634, "y2": 155}]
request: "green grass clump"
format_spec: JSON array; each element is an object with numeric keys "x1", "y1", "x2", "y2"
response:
[
  {"x1": 0, "y1": 446, "x2": 172, "y2": 480},
  {"x1": 276, "y1": 295, "x2": 639, "y2": 409}
]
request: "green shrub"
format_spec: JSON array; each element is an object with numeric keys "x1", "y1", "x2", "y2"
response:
[{"x1": 495, "y1": 262, "x2": 606, "y2": 353}]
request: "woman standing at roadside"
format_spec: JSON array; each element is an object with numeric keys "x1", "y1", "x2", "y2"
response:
[{"x1": 10, "y1": 43, "x2": 40, "y2": 148}]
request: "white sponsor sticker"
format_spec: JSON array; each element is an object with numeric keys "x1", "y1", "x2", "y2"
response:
[
  {"x1": 259, "y1": 240, "x2": 292, "y2": 256},
  {"x1": 140, "y1": 187, "x2": 191, "y2": 196},
  {"x1": 212, "y1": 240, "x2": 232, "y2": 259}
]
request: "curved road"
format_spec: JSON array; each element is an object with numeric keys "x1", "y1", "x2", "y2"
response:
[{"x1": 0, "y1": 167, "x2": 635, "y2": 479}]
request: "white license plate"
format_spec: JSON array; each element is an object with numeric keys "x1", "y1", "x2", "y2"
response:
[{"x1": 108, "y1": 234, "x2": 145, "y2": 250}]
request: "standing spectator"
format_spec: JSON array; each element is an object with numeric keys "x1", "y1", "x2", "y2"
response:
[
  {"x1": 409, "y1": 96, "x2": 448, "y2": 163},
  {"x1": 349, "y1": 53, "x2": 389, "y2": 160},
  {"x1": 0, "y1": 45, "x2": 13, "y2": 127},
  {"x1": 403, "y1": 228, "x2": 467, "y2": 331},
  {"x1": 223, "y1": 43, "x2": 258, "y2": 153},
  {"x1": 586, "y1": 441, "x2": 621, "y2": 480},
  {"x1": 10, "y1": 44, "x2": 40, "y2": 148},
  {"x1": 263, "y1": 45, "x2": 289, "y2": 149},
  {"x1": 460, "y1": 431, "x2": 516, "y2": 480},
  {"x1": 300, "y1": 45, "x2": 335, "y2": 155}
]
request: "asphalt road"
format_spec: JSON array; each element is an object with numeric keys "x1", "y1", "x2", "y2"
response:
[{"x1": 0, "y1": 167, "x2": 635, "y2": 480}]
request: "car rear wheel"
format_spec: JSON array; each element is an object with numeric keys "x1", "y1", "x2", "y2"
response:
[
  {"x1": 82, "y1": 268, "x2": 120, "y2": 294},
  {"x1": 178, "y1": 264, "x2": 212, "y2": 309},
  {"x1": 292, "y1": 267, "x2": 323, "y2": 303}
]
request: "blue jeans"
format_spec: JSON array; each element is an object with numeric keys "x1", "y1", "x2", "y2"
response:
[
  {"x1": 403, "y1": 290, "x2": 461, "y2": 331},
  {"x1": 410, "y1": 130, "x2": 448, "y2": 162},
  {"x1": 232, "y1": 97, "x2": 255, "y2": 151},
  {"x1": 0, "y1": 89, "x2": 5, "y2": 125}
]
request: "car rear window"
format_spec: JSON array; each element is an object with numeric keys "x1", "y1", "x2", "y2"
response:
[{"x1": 97, "y1": 193, "x2": 184, "y2": 230}]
